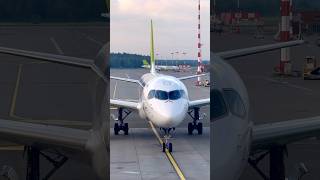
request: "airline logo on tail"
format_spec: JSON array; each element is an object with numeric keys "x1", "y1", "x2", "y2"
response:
[
  {"x1": 143, "y1": 59, "x2": 150, "y2": 66},
  {"x1": 142, "y1": 59, "x2": 151, "y2": 68}
]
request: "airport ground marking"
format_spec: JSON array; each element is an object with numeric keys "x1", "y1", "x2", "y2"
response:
[
  {"x1": 9, "y1": 64, "x2": 23, "y2": 117},
  {"x1": 86, "y1": 36, "x2": 104, "y2": 46},
  {"x1": 0, "y1": 145, "x2": 24, "y2": 151},
  {"x1": 50, "y1": 37, "x2": 64, "y2": 55},
  {"x1": 264, "y1": 78, "x2": 313, "y2": 92},
  {"x1": 148, "y1": 121, "x2": 186, "y2": 180},
  {"x1": 7, "y1": 64, "x2": 95, "y2": 128}
]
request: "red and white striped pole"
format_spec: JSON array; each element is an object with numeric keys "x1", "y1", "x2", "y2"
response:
[
  {"x1": 196, "y1": 0, "x2": 203, "y2": 84},
  {"x1": 280, "y1": 0, "x2": 290, "y2": 74},
  {"x1": 289, "y1": 0, "x2": 293, "y2": 37}
]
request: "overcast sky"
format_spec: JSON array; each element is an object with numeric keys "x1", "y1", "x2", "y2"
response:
[{"x1": 110, "y1": 0, "x2": 210, "y2": 61}]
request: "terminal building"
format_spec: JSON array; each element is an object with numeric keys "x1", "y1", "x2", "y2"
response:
[{"x1": 294, "y1": 11, "x2": 320, "y2": 34}]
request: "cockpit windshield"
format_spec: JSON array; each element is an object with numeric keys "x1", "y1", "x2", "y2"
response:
[
  {"x1": 212, "y1": 90, "x2": 227, "y2": 120},
  {"x1": 155, "y1": 90, "x2": 168, "y2": 100},
  {"x1": 223, "y1": 89, "x2": 246, "y2": 118},
  {"x1": 169, "y1": 90, "x2": 181, "y2": 100},
  {"x1": 148, "y1": 89, "x2": 185, "y2": 100}
]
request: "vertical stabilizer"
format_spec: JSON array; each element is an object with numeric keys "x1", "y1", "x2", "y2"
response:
[{"x1": 150, "y1": 20, "x2": 156, "y2": 74}]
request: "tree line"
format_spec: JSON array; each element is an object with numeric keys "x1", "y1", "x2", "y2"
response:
[
  {"x1": 110, "y1": 52, "x2": 209, "y2": 68},
  {"x1": 111, "y1": 53, "x2": 149, "y2": 68}
]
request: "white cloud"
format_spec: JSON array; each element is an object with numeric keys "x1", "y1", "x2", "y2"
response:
[{"x1": 111, "y1": 0, "x2": 210, "y2": 60}]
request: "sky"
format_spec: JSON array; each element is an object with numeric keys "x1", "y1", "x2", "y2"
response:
[{"x1": 110, "y1": 0, "x2": 210, "y2": 61}]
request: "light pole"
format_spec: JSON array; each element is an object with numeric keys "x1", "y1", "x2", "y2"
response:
[
  {"x1": 156, "y1": 53, "x2": 160, "y2": 66},
  {"x1": 182, "y1": 52, "x2": 187, "y2": 65},
  {"x1": 175, "y1": 51, "x2": 179, "y2": 66},
  {"x1": 170, "y1": 52, "x2": 174, "y2": 66}
]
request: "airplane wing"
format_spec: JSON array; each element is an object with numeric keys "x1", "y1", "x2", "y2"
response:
[
  {"x1": 110, "y1": 99, "x2": 140, "y2": 110},
  {"x1": 110, "y1": 76, "x2": 143, "y2": 87},
  {"x1": 0, "y1": 118, "x2": 89, "y2": 150},
  {"x1": 0, "y1": 46, "x2": 107, "y2": 82},
  {"x1": 251, "y1": 116, "x2": 320, "y2": 153},
  {"x1": 189, "y1": 98, "x2": 210, "y2": 109},
  {"x1": 178, "y1": 74, "x2": 207, "y2": 81},
  {"x1": 0, "y1": 46, "x2": 93, "y2": 67},
  {"x1": 216, "y1": 40, "x2": 304, "y2": 60}
]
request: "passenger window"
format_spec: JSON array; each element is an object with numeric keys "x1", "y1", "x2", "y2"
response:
[
  {"x1": 148, "y1": 90, "x2": 155, "y2": 99},
  {"x1": 223, "y1": 89, "x2": 246, "y2": 118},
  {"x1": 212, "y1": 90, "x2": 227, "y2": 120}
]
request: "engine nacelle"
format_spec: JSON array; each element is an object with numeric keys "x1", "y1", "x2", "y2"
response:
[{"x1": 138, "y1": 104, "x2": 146, "y2": 119}]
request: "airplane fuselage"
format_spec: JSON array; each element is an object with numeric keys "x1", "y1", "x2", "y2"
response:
[
  {"x1": 212, "y1": 53, "x2": 253, "y2": 180},
  {"x1": 138, "y1": 73, "x2": 189, "y2": 128}
]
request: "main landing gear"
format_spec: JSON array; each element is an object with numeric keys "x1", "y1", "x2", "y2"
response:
[
  {"x1": 249, "y1": 145, "x2": 287, "y2": 180},
  {"x1": 160, "y1": 128, "x2": 174, "y2": 153},
  {"x1": 114, "y1": 108, "x2": 131, "y2": 135},
  {"x1": 187, "y1": 107, "x2": 203, "y2": 135},
  {"x1": 25, "y1": 146, "x2": 68, "y2": 180}
]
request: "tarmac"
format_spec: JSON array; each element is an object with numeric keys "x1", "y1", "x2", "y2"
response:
[
  {"x1": 0, "y1": 24, "x2": 107, "y2": 180},
  {"x1": 110, "y1": 69, "x2": 210, "y2": 180},
  {"x1": 212, "y1": 32, "x2": 320, "y2": 180},
  {"x1": 0, "y1": 24, "x2": 210, "y2": 180},
  {"x1": 3, "y1": 20, "x2": 319, "y2": 180}
]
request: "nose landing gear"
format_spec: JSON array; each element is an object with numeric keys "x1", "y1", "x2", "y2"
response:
[
  {"x1": 160, "y1": 128, "x2": 174, "y2": 152},
  {"x1": 113, "y1": 108, "x2": 131, "y2": 135},
  {"x1": 187, "y1": 107, "x2": 203, "y2": 135}
]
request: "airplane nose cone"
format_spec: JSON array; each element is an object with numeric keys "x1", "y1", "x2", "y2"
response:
[
  {"x1": 162, "y1": 109, "x2": 180, "y2": 122},
  {"x1": 153, "y1": 101, "x2": 188, "y2": 128}
]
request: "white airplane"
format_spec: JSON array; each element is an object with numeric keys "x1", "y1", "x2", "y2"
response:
[
  {"x1": 212, "y1": 40, "x2": 320, "y2": 180},
  {"x1": 141, "y1": 59, "x2": 180, "y2": 71},
  {"x1": 111, "y1": 20, "x2": 210, "y2": 152}
]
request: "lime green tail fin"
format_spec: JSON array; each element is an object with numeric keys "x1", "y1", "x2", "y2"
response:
[
  {"x1": 150, "y1": 20, "x2": 156, "y2": 74},
  {"x1": 143, "y1": 59, "x2": 149, "y2": 66}
]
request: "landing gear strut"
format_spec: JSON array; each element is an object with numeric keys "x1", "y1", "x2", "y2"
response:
[
  {"x1": 249, "y1": 145, "x2": 286, "y2": 180},
  {"x1": 187, "y1": 107, "x2": 203, "y2": 135},
  {"x1": 26, "y1": 146, "x2": 39, "y2": 180},
  {"x1": 114, "y1": 108, "x2": 131, "y2": 135},
  {"x1": 25, "y1": 146, "x2": 68, "y2": 180},
  {"x1": 160, "y1": 128, "x2": 174, "y2": 152}
]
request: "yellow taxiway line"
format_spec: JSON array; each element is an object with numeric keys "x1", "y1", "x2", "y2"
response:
[{"x1": 148, "y1": 121, "x2": 186, "y2": 180}]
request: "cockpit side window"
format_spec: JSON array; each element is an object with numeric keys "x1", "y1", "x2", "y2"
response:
[
  {"x1": 212, "y1": 90, "x2": 227, "y2": 120},
  {"x1": 148, "y1": 90, "x2": 155, "y2": 99},
  {"x1": 223, "y1": 89, "x2": 246, "y2": 118},
  {"x1": 155, "y1": 90, "x2": 168, "y2": 100},
  {"x1": 179, "y1": 90, "x2": 186, "y2": 98}
]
